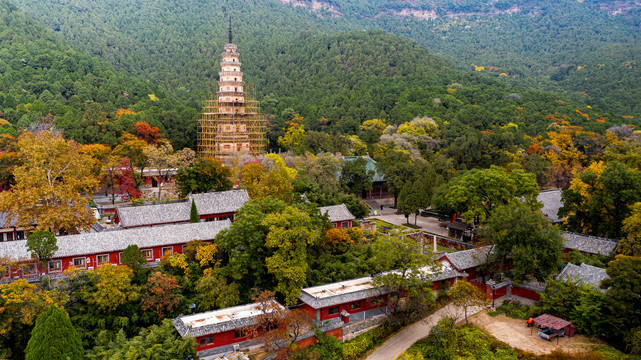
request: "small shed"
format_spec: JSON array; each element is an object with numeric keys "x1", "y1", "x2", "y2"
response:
[{"x1": 533, "y1": 314, "x2": 575, "y2": 342}]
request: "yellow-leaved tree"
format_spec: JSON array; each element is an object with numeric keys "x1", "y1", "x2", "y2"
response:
[{"x1": 0, "y1": 131, "x2": 98, "y2": 234}]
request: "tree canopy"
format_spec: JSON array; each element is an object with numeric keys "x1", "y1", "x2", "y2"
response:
[
  {"x1": 482, "y1": 201, "x2": 564, "y2": 283},
  {"x1": 25, "y1": 306, "x2": 83, "y2": 360}
]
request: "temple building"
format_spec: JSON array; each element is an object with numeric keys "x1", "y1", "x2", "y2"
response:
[{"x1": 197, "y1": 19, "x2": 267, "y2": 162}]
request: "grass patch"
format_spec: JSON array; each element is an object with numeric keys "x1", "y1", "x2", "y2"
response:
[{"x1": 402, "y1": 223, "x2": 422, "y2": 229}]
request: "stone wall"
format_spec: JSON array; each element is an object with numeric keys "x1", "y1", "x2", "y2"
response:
[{"x1": 342, "y1": 314, "x2": 387, "y2": 341}]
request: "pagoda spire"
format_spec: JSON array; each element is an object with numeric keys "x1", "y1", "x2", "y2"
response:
[{"x1": 228, "y1": 17, "x2": 233, "y2": 44}]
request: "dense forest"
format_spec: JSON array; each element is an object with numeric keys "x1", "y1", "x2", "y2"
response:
[
  {"x1": 0, "y1": 0, "x2": 197, "y2": 149},
  {"x1": 2, "y1": 0, "x2": 639, "y2": 152},
  {"x1": 10, "y1": 0, "x2": 641, "y2": 121}
]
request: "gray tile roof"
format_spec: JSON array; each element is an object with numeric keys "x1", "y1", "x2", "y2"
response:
[
  {"x1": 0, "y1": 221, "x2": 231, "y2": 261},
  {"x1": 190, "y1": 189, "x2": 250, "y2": 216},
  {"x1": 299, "y1": 276, "x2": 387, "y2": 309},
  {"x1": 440, "y1": 246, "x2": 493, "y2": 271},
  {"x1": 319, "y1": 204, "x2": 355, "y2": 223},
  {"x1": 430, "y1": 261, "x2": 468, "y2": 282},
  {"x1": 563, "y1": 232, "x2": 618, "y2": 256},
  {"x1": 172, "y1": 301, "x2": 286, "y2": 338},
  {"x1": 115, "y1": 190, "x2": 249, "y2": 228},
  {"x1": 556, "y1": 263, "x2": 610, "y2": 290},
  {"x1": 0, "y1": 212, "x2": 15, "y2": 228},
  {"x1": 299, "y1": 263, "x2": 466, "y2": 309},
  {"x1": 117, "y1": 202, "x2": 190, "y2": 228},
  {"x1": 537, "y1": 189, "x2": 563, "y2": 223}
]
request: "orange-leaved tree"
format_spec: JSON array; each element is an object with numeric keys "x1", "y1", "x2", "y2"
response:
[
  {"x1": 140, "y1": 272, "x2": 182, "y2": 320},
  {"x1": 244, "y1": 290, "x2": 313, "y2": 359},
  {"x1": 0, "y1": 131, "x2": 97, "y2": 234}
]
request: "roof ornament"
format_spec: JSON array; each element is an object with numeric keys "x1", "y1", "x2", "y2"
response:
[{"x1": 228, "y1": 16, "x2": 233, "y2": 44}]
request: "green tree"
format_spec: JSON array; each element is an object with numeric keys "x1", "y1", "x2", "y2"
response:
[
  {"x1": 26, "y1": 230, "x2": 58, "y2": 264},
  {"x1": 196, "y1": 272, "x2": 241, "y2": 311},
  {"x1": 448, "y1": 280, "x2": 487, "y2": 324},
  {"x1": 189, "y1": 199, "x2": 198, "y2": 223},
  {"x1": 120, "y1": 244, "x2": 149, "y2": 283},
  {"x1": 372, "y1": 232, "x2": 438, "y2": 323},
  {"x1": 398, "y1": 177, "x2": 432, "y2": 225},
  {"x1": 601, "y1": 255, "x2": 641, "y2": 342},
  {"x1": 25, "y1": 306, "x2": 83, "y2": 360},
  {"x1": 86, "y1": 319, "x2": 197, "y2": 360},
  {"x1": 217, "y1": 198, "x2": 288, "y2": 294},
  {"x1": 482, "y1": 201, "x2": 563, "y2": 283},
  {"x1": 263, "y1": 206, "x2": 321, "y2": 305},
  {"x1": 176, "y1": 157, "x2": 232, "y2": 197},
  {"x1": 339, "y1": 156, "x2": 374, "y2": 197},
  {"x1": 442, "y1": 166, "x2": 538, "y2": 222},
  {"x1": 0, "y1": 280, "x2": 68, "y2": 359},
  {"x1": 376, "y1": 151, "x2": 417, "y2": 208},
  {"x1": 620, "y1": 202, "x2": 641, "y2": 256},
  {"x1": 561, "y1": 161, "x2": 641, "y2": 239}
]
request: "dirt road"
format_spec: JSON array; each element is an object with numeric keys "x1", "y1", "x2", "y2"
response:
[
  {"x1": 364, "y1": 304, "x2": 484, "y2": 360},
  {"x1": 470, "y1": 311, "x2": 601, "y2": 355}
]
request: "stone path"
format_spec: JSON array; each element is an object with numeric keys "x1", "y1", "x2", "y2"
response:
[{"x1": 364, "y1": 304, "x2": 485, "y2": 360}]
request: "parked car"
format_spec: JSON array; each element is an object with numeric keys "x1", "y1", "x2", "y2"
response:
[{"x1": 538, "y1": 327, "x2": 565, "y2": 341}]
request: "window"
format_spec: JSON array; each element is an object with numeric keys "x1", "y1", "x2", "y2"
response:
[
  {"x1": 341, "y1": 221, "x2": 349, "y2": 228},
  {"x1": 181, "y1": 245, "x2": 186, "y2": 252},
  {"x1": 118, "y1": 252, "x2": 123, "y2": 264},
  {"x1": 73, "y1": 257, "x2": 86, "y2": 269},
  {"x1": 199, "y1": 336, "x2": 214, "y2": 346},
  {"x1": 350, "y1": 301, "x2": 361, "y2": 310},
  {"x1": 234, "y1": 329, "x2": 246, "y2": 339},
  {"x1": 15, "y1": 231, "x2": 24, "y2": 240},
  {"x1": 48, "y1": 260, "x2": 62, "y2": 273},
  {"x1": 5, "y1": 232, "x2": 13, "y2": 241},
  {"x1": 141, "y1": 249, "x2": 153, "y2": 261},
  {"x1": 162, "y1": 247, "x2": 173, "y2": 256},
  {"x1": 22, "y1": 263, "x2": 37, "y2": 276},
  {"x1": 333, "y1": 222, "x2": 337, "y2": 228},
  {"x1": 97, "y1": 254, "x2": 109, "y2": 266},
  {"x1": 328, "y1": 306, "x2": 339, "y2": 315}
]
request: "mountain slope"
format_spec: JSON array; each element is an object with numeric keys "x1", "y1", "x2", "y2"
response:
[
  {"x1": 284, "y1": 0, "x2": 641, "y2": 116},
  {"x1": 12, "y1": 0, "x2": 641, "y2": 119},
  {"x1": 0, "y1": 0, "x2": 197, "y2": 148}
]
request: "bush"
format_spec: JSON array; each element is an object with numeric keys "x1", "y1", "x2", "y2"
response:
[
  {"x1": 402, "y1": 323, "x2": 520, "y2": 360},
  {"x1": 292, "y1": 320, "x2": 401, "y2": 360},
  {"x1": 493, "y1": 300, "x2": 533, "y2": 320}
]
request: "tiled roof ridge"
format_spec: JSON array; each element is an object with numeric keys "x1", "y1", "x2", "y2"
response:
[{"x1": 563, "y1": 231, "x2": 618, "y2": 243}]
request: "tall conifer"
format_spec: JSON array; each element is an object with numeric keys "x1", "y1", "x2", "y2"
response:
[
  {"x1": 25, "y1": 306, "x2": 83, "y2": 360},
  {"x1": 190, "y1": 199, "x2": 199, "y2": 223}
]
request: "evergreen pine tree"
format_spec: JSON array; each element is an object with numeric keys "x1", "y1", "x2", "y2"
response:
[
  {"x1": 25, "y1": 306, "x2": 83, "y2": 360},
  {"x1": 190, "y1": 199, "x2": 199, "y2": 223}
]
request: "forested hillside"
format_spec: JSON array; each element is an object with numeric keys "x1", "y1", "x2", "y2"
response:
[
  {"x1": 3, "y1": 0, "x2": 639, "y2": 153},
  {"x1": 285, "y1": 0, "x2": 641, "y2": 116},
  {"x1": 12, "y1": 0, "x2": 641, "y2": 121},
  {"x1": 0, "y1": 0, "x2": 197, "y2": 149}
]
